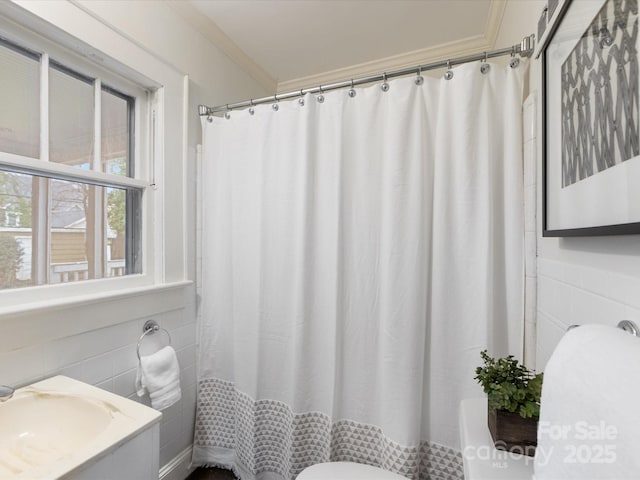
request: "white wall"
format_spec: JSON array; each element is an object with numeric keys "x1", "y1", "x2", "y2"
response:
[
  {"x1": 0, "y1": 0, "x2": 269, "y2": 476},
  {"x1": 0, "y1": 303, "x2": 197, "y2": 470},
  {"x1": 496, "y1": 0, "x2": 640, "y2": 371},
  {"x1": 522, "y1": 93, "x2": 538, "y2": 368}
]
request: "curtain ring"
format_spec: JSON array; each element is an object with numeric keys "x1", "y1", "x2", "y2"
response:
[
  {"x1": 249, "y1": 99, "x2": 255, "y2": 115},
  {"x1": 381, "y1": 72, "x2": 390, "y2": 92},
  {"x1": 224, "y1": 104, "x2": 231, "y2": 119},
  {"x1": 298, "y1": 89, "x2": 305, "y2": 106},
  {"x1": 348, "y1": 79, "x2": 357, "y2": 98},
  {"x1": 317, "y1": 85, "x2": 325, "y2": 103},
  {"x1": 272, "y1": 94, "x2": 279, "y2": 111},
  {"x1": 415, "y1": 66, "x2": 424, "y2": 85},
  {"x1": 444, "y1": 60, "x2": 454, "y2": 80},
  {"x1": 509, "y1": 46, "x2": 520, "y2": 68},
  {"x1": 480, "y1": 52, "x2": 491, "y2": 74}
]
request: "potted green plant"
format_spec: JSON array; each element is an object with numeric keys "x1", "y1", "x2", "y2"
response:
[{"x1": 474, "y1": 350, "x2": 543, "y2": 456}]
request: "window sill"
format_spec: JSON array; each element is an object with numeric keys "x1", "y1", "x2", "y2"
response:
[{"x1": 0, "y1": 280, "x2": 193, "y2": 351}]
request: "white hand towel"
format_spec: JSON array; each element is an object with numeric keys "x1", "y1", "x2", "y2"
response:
[
  {"x1": 135, "y1": 345, "x2": 182, "y2": 411},
  {"x1": 534, "y1": 324, "x2": 640, "y2": 479}
]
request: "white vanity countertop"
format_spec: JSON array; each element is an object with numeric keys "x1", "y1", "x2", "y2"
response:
[
  {"x1": 459, "y1": 398, "x2": 534, "y2": 480},
  {"x1": 0, "y1": 375, "x2": 161, "y2": 479}
]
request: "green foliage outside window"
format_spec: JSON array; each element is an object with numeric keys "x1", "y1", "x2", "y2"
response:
[{"x1": 0, "y1": 234, "x2": 23, "y2": 288}]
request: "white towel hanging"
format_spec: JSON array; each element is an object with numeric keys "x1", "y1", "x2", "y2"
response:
[{"x1": 136, "y1": 345, "x2": 182, "y2": 410}]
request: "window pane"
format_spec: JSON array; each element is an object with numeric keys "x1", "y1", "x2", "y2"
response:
[
  {"x1": 50, "y1": 178, "x2": 91, "y2": 282},
  {"x1": 102, "y1": 89, "x2": 131, "y2": 176},
  {"x1": 49, "y1": 65, "x2": 94, "y2": 169},
  {"x1": 0, "y1": 168, "x2": 140, "y2": 289},
  {"x1": 0, "y1": 171, "x2": 33, "y2": 289},
  {"x1": 106, "y1": 187, "x2": 126, "y2": 276},
  {"x1": 49, "y1": 180, "x2": 140, "y2": 283},
  {"x1": 0, "y1": 41, "x2": 40, "y2": 158}
]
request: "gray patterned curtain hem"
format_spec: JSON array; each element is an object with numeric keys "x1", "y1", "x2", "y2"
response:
[{"x1": 192, "y1": 378, "x2": 463, "y2": 480}]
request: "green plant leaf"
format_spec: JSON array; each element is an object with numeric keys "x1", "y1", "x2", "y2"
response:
[{"x1": 474, "y1": 350, "x2": 543, "y2": 419}]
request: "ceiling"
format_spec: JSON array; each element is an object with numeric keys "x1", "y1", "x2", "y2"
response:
[{"x1": 181, "y1": 0, "x2": 505, "y2": 92}]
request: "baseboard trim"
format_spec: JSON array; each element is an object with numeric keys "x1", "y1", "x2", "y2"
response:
[{"x1": 160, "y1": 446, "x2": 195, "y2": 480}]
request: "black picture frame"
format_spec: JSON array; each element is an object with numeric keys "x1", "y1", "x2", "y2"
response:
[{"x1": 542, "y1": 0, "x2": 640, "y2": 237}]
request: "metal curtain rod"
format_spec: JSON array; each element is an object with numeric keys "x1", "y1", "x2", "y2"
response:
[{"x1": 199, "y1": 34, "x2": 535, "y2": 116}]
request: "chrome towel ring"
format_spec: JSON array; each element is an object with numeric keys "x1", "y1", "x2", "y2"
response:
[{"x1": 137, "y1": 320, "x2": 172, "y2": 360}]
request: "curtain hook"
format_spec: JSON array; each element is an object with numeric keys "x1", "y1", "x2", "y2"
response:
[
  {"x1": 204, "y1": 106, "x2": 213, "y2": 123},
  {"x1": 298, "y1": 89, "x2": 305, "y2": 106},
  {"x1": 272, "y1": 94, "x2": 279, "y2": 111},
  {"x1": 348, "y1": 79, "x2": 357, "y2": 98},
  {"x1": 444, "y1": 60, "x2": 454, "y2": 80},
  {"x1": 509, "y1": 46, "x2": 520, "y2": 68},
  {"x1": 415, "y1": 66, "x2": 424, "y2": 85},
  {"x1": 224, "y1": 104, "x2": 231, "y2": 119},
  {"x1": 317, "y1": 85, "x2": 325, "y2": 103},
  {"x1": 480, "y1": 52, "x2": 491, "y2": 74},
  {"x1": 248, "y1": 99, "x2": 255, "y2": 115},
  {"x1": 381, "y1": 72, "x2": 390, "y2": 92}
]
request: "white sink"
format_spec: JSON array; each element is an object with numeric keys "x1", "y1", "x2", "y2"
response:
[
  {"x1": 0, "y1": 376, "x2": 161, "y2": 479},
  {"x1": 0, "y1": 391, "x2": 112, "y2": 475}
]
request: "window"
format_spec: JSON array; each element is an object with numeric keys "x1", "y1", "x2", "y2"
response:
[{"x1": 0, "y1": 35, "x2": 146, "y2": 290}]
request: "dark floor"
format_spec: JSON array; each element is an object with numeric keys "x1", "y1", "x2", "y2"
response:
[{"x1": 187, "y1": 467, "x2": 237, "y2": 480}]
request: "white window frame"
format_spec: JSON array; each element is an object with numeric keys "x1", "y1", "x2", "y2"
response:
[{"x1": 0, "y1": 1, "x2": 189, "y2": 321}]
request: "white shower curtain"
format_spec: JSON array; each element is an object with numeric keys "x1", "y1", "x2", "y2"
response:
[{"x1": 194, "y1": 61, "x2": 526, "y2": 480}]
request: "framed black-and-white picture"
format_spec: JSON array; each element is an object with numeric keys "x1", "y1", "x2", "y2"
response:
[{"x1": 542, "y1": 0, "x2": 640, "y2": 236}]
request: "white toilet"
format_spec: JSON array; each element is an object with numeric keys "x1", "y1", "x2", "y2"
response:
[{"x1": 297, "y1": 462, "x2": 408, "y2": 479}]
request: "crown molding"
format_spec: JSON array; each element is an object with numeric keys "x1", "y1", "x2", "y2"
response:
[
  {"x1": 277, "y1": 0, "x2": 508, "y2": 93},
  {"x1": 170, "y1": 0, "x2": 507, "y2": 96},
  {"x1": 276, "y1": 34, "x2": 492, "y2": 93},
  {"x1": 484, "y1": 0, "x2": 508, "y2": 49},
  {"x1": 166, "y1": 0, "x2": 277, "y2": 94}
]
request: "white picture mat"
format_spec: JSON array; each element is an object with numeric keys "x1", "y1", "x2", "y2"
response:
[{"x1": 546, "y1": 0, "x2": 640, "y2": 231}]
